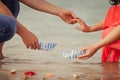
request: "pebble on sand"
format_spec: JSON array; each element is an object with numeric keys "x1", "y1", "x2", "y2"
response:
[
  {"x1": 44, "y1": 73, "x2": 54, "y2": 78},
  {"x1": 9, "y1": 69, "x2": 16, "y2": 75},
  {"x1": 73, "y1": 73, "x2": 80, "y2": 78}
]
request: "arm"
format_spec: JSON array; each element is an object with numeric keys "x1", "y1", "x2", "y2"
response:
[
  {"x1": 20, "y1": 0, "x2": 64, "y2": 16},
  {"x1": 20, "y1": 0, "x2": 77, "y2": 24},
  {"x1": 90, "y1": 20, "x2": 104, "y2": 32},
  {"x1": 95, "y1": 25, "x2": 120, "y2": 49},
  {"x1": 0, "y1": 1, "x2": 40, "y2": 50},
  {"x1": 72, "y1": 18, "x2": 104, "y2": 32},
  {"x1": 78, "y1": 25, "x2": 120, "y2": 60},
  {"x1": 16, "y1": 22, "x2": 40, "y2": 50}
]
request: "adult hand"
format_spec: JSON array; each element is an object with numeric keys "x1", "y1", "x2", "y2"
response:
[
  {"x1": 21, "y1": 31, "x2": 40, "y2": 50},
  {"x1": 58, "y1": 9, "x2": 77, "y2": 24},
  {"x1": 16, "y1": 22, "x2": 40, "y2": 50}
]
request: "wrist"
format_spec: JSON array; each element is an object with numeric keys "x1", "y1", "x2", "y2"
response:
[
  {"x1": 57, "y1": 8, "x2": 65, "y2": 17},
  {"x1": 94, "y1": 41, "x2": 104, "y2": 49},
  {"x1": 16, "y1": 23, "x2": 29, "y2": 37}
]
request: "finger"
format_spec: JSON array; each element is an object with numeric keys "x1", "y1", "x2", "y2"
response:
[
  {"x1": 81, "y1": 48, "x2": 87, "y2": 51},
  {"x1": 77, "y1": 54, "x2": 89, "y2": 60},
  {"x1": 71, "y1": 11, "x2": 77, "y2": 18},
  {"x1": 29, "y1": 42, "x2": 36, "y2": 50},
  {"x1": 69, "y1": 20, "x2": 77, "y2": 24},
  {"x1": 69, "y1": 19, "x2": 79, "y2": 24},
  {"x1": 32, "y1": 41, "x2": 40, "y2": 50},
  {"x1": 30, "y1": 44, "x2": 34, "y2": 50},
  {"x1": 72, "y1": 20, "x2": 77, "y2": 23},
  {"x1": 71, "y1": 19, "x2": 79, "y2": 22},
  {"x1": 35, "y1": 42, "x2": 40, "y2": 50},
  {"x1": 32, "y1": 43, "x2": 37, "y2": 50},
  {"x1": 77, "y1": 50, "x2": 90, "y2": 59},
  {"x1": 78, "y1": 57, "x2": 89, "y2": 60},
  {"x1": 73, "y1": 18, "x2": 84, "y2": 25},
  {"x1": 66, "y1": 20, "x2": 71, "y2": 24},
  {"x1": 26, "y1": 43, "x2": 29, "y2": 49}
]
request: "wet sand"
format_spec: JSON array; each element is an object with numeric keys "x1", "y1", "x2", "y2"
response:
[
  {"x1": 0, "y1": 60, "x2": 120, "y2": 80},
  {"x1": 1, "y1": 0, "x2": 120, "y2": 80}
]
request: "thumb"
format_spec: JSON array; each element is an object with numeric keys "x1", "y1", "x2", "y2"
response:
[
  {"x1": 81, "y1": 47, "x2": 88, "y2": 51},
  {"x1": 71, "y1": 11, "x2": 77, "y2": 18}
]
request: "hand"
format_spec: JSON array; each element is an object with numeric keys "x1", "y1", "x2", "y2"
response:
[
  {"x1": 72, "y1": 18, "x2": 91, "y2": 32},
  {"x1": 58, "y1": 9, "x2": 77, "y2": 24},
  {"x1": 77, "y1": 44, "x2": 99, "y2": 60},
  {"x1": 20, "y1": 30, "x2": 40, "y2": 50}
]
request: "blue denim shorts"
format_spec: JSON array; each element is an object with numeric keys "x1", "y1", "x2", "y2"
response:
[{"x1": 0, "y1": 14, "x2": 17, "y2": 42}]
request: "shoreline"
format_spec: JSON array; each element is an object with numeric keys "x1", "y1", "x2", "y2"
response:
[{"x1": 0, "y1": 60, "x2": 120, "y2": 80}]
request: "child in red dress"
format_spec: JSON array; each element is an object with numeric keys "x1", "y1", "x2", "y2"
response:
[{"x1": 72, "y1": 0, "x2": 120, "y2": 62}]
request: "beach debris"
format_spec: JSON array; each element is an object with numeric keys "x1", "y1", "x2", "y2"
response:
[
  {"x1": 24, "y1": 71, "x2": 36, "y2": 76},
  {"x1": 57, "y1": 77, "x2": 69, "y2": 80},
  {"x1": 23, "y1": 71, "x2": 36, "y2": 80},
  {"x1": 39, "y1": 42, "x2": 57, "y2": 51},
  {"x1": 73, "y1": 73, "x2": 80, "y2": 79},
  {"x1": 43, "y1": 73, "x2": 54, "y2": 80},
  {"x1": 9, "y1": 69, "x2": 16, "y2": 75},
  {"x1": 44, "y1": 72, "x2": 54, "y2": 78},
  {"x1": 22, "y1": 75, "x2": 28, "y2": 80},
  {"x1": 43, "y1": 77, "x2": 49, "y2": 80},
  {"x1": 62, "y1": 49, "x2": 86, "y2": 59}
]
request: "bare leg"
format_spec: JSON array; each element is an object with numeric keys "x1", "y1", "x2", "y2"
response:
[{"x1": 0, "y1": 43, "x2": 5, "y2": 60}]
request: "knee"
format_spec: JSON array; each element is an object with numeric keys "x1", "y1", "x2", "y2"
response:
[{"x1": 0, "y1": 14, "x2": 17, "y2": 42}]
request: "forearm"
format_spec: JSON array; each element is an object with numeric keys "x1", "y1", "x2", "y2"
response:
[
  {"x1": 90, "y1": 20, "x2": 104, "y2": 32},
  {"x1": 95, "y1": 26, "x2": 120, "y2": 49},
  {"x1": 16, "y1": 22, "x2": 30, "y2": 37},
  {"x1": 20, "y1": 0, "x2": 63, "y2": 16}
]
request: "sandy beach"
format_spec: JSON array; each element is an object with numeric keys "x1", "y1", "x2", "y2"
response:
[{"x1": 0, "y1": 0, "x2": 120, "y2": 80}]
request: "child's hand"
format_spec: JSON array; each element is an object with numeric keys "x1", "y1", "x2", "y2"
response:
[
  {"x1": 77, "y1": 44, "x2": 99, "y2": 60},
  {"x1": 72, "y1": 18, "x2": 91, "y2": 32}
]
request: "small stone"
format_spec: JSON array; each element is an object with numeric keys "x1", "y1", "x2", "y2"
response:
[
  {"x1": 45, "y1": 73, "x2": 54, "y2": 78},
  {"x1": 9, "y1": 69, "x2": 16, "y2": 75},
  {"x1": 73, "y1": 73, "x2": 79, "y2": 78},
  {"x1": 22, "y1": 75, "x2": 28, "y2": 80},
  {"x1": 43, "y1": 77, "x2": 49, "y2": 80}
]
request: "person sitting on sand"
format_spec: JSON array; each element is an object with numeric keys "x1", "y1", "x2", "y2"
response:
[
  {"x1": 0, "y1": 0, "x2": 77, "y2": 60},
  {"x1": 72, "y1": 0, "x2": 120, "y2": 62}
]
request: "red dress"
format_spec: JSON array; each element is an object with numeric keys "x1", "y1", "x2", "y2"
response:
[{"x1": 102, "y1": 5, "x2": 120, "y2": 62}]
